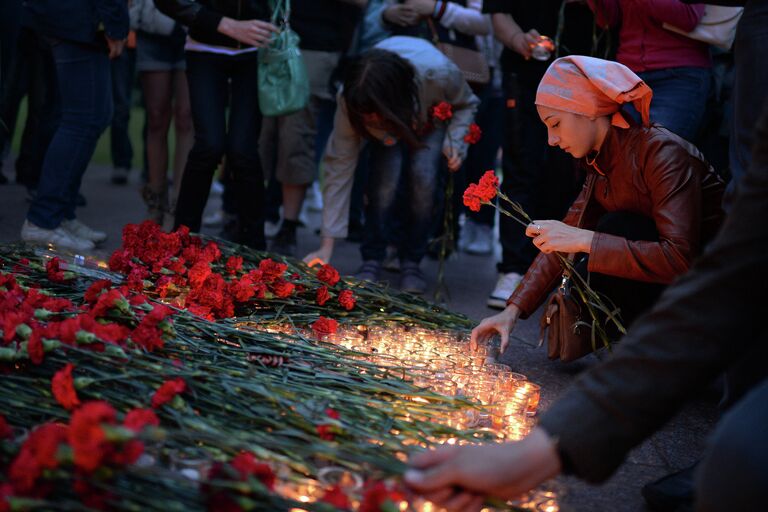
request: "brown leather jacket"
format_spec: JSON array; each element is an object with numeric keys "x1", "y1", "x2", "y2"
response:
[{"x1": 507, "y1": 120, "x2": 726, "y2": 318}]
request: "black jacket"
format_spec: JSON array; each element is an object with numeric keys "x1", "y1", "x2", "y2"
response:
[
  {"x1": 155, "y1": 0, "x2": 270, "y2": 49},
  {"x1": 538, "y1": 99, "x2": 768, "y2": 482},
  {"x1": 23, "y1": 0, "x2": 128, "y2": 45}
]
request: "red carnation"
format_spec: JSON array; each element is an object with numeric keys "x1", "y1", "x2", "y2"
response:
[
  {"x1": 68, "y1": 401, "x2": 116, "y2": 472},
  {"x1": 9, "y1": 423, "x2": 69, "y2": 493},
  {"x1": 52, "y1": 363, "x2": 80, "y2": 411},
  {"x1": 311, "y1": 316, "x2": 338, "y2": 339},
  {"x1": 317, "y1": 264, "x2": 341, "y2": 287},
  {"x1": 27, "y1": 330, "x2": 44, "y2": 365},
  {"x1": 84, "y1": 279, "x2": 113, "y2": 303},
  {"x1": 359, "y1": 481, "x2": 406, "y2": 512},
  {"x1": 321, "y1": 485, "x2": 351, "y2": 510},
  {"x1": 151, "y1": 378, "x2": 186, "y2": 408},
  {"x1": 463, "y1": 184, "x2": 483, "y2": 212},
  {"x1": 91, "y1": 288, "x2": 127, "y2": 317},
  {"x1": 259, "y1": 258, "x2": 288, "y2": 281},
  {"x1": 477, "y1": 170, "x2": 499, "y2": 201},
  {"x1": 316, "y1": 408, "x2": 341, "y2": 441},
  {"x1": 225, "y1": 255, "x2": 243, "y2": 275},
  {"x1": 45, "y1": 257, "x2": 68, "y2": 283},
  {"x1": 123, "y1": 408, "x2": 160, "y2": 432},
  {"x1": 463, "y1": 122, "x2": 482, "y2": 144},
  {"x1": 271, "y1": 278, "x2": 295, "y2": 298},
  {"x1": 230, "y1": 451, "x2": 276, "y2": 490},
  {"x1": 188, "y1": 261, "x2": 212, "y2": 289},
  {"x1": 431, "y1": 101, "x2": 453, "y2": 122},
  {"x1": 337, "y1": 290, "x2": 356, "y2": 311},
  {"x1": 316, "y1": 286, "x2": 331, "y2": 306}
]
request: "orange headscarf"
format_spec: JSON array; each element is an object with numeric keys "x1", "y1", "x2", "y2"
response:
[{"x1": 535, "y1": 56, "x2": 653, "y2": 129}]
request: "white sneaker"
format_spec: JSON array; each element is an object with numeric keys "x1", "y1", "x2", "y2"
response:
[
  {"x1": 62, "y1": 219, "x2": 107, "y2": 243},
  {"x1": 466, "y1": 223, "x2": 493, "y2": 255},
  {"x1": 21, "y1": 220, "x2": 95, "y2": 252},
  {"x1": 265, "y1": 219, "x2": 282, "y2": 238},
  {"x1": 305, "y1": 181, "x2": 323, "y2": 212},
  {"x1": 458, "y1": 218, "x2": 476, "y2": 252},
  {"x1": 487, "y1": 272, "x2": 523, "y2": 309},
  {"x1": 210, "y1": 180, "x2": 225, "y2": 196},
  {"x1": 203, "y1": 209, "x2": 226, "y2": 227}
]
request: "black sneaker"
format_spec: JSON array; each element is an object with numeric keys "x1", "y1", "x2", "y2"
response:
[
  {"x1": 641, "y1": 463, "x2": 698, "y2": 512},
  {"x1": 400, "y1": 261, "x2": 426, "y2": 295}
]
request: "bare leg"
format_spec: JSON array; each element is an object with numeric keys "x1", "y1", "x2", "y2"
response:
[{"x1": 140, "y1": 70, "x2": 173, "y2": 222}]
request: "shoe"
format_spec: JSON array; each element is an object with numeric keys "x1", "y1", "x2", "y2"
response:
[
  {"x1": 265, "y1": 219, "x2": 282, "y2": 239},
  {"x1": 487, "y1": 272, "x2": 523, "y2": 309},
  {"x1": 382, "y1": 245, "x2": 400, "y2": 272},
  {"x1": 61, "y1": 219, "x2": 107, "y2": 244},
  {"x1": 305, "y1": 180, "x2": 323, "y2": 212},
  {"x1": 641, "y1": 463, "x2": 697, "y2": 512},
  {"x1": 76, "y1": 193, "x2": 87, "y2": 207},
  {"x1": 111, "y1": 167, "x2": 130, "y2": 185},
  {"x1": 203, "y1": 209, "x2": 226, "y2": 227},
  {"x1": 354, "y1": 260, "x2": 382, "y2": 282},
  {"x1": 458, "y1": 218, "x2": 476, "y2": 252},
  {"x1": 269, "y1": 221, "x2": 298, "y2": 257},
  {"x1": 210, "y1": 180, "x2": 225, "y2": 196},
  {"x1": 400, "y1": 261, "x2": 427, "y2": 295},
  {"x1": 21, "y1": 220, "x2": 95, "y2": 252},
  {"x1": 466, "y1": 223, "x2": 494, "y2": 255}
]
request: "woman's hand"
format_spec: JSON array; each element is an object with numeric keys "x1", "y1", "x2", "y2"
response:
[
  {"x1": 404, "y1": 427, "x2": 562, "y2": 511},
  {"x1": 511, "y1": 28, "x2": 541, "y2": 60},
  {"x1": 302, "y1": 237, "x2": 335, "y2": 266},
  {"x1": 383, "y1": 4, "x2": 420, "y2": 26},
  {"x1": 471, "y1": 305, "x2": 521, "y2": 354},
  {"x1": 218, "y1": 17, "x2": 279, "y2": 47},
  {"x1": 443, "y1": 147, "x2": 463, "y2": 172},
  {"x1": 526, "y1": 220, "x2": 594, "y2": 254}
]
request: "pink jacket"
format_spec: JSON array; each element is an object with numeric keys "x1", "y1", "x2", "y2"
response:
[{"x1": 588, "y1": 0, "x2": 711, "y2": 72}]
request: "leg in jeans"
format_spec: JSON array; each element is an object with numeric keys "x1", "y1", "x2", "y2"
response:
[
  {"x1": 361, "y1": 142, "x2": 404, "y2": 262},
  {"x1": 170, "y1": 69, "x2": 193, "y2": 205},
  {"x1": 636, "y1": 67, "x2": 711, "y2": 142},
  {"x1": 400, "y1": 127, "x2": 445, "y2": 264},
  {"x1": 695, "y1": 378, "x2": 768, "y2": 512},
  {"x1": 27, "y1": 40, "x2": 112, "y2": 229},
  {"x1": 110, "y1": 48, "x2": 136, "y2": 170},
  {"x1": 174, "y1": 52, "x2": 228, "y2": 232},
  {"x1": 227, "y1": 53, "x2": 265, "y2": 250}
]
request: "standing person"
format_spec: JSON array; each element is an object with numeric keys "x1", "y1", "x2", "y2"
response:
[
  {"x1": 260, "y1": 0, "x2": 366, "y2": 257},
  {"x1": 131, "y1": 0, "x2": 193, "y2": 225},
  {"x1": 109, "y1": 31, "x2": 137, "y2": 185},
  {"x1": 483, "y1": 0, "x2": 595, "y2": 309},
  {"x1": 303, "y1": 36, "x2": 479, "y2": 294},
  {"x1": 155, "y1": 0, "x2": 277, "y2": 249},
  {"x1": 471, "y1": 56, "x2": 724, "y2": 356},
  {"x1": 20, "y1": 0, "x2": 129, "y2": 251},
  {"x1": 587, "y1": 0, "x2": 713, "y2": 142}
]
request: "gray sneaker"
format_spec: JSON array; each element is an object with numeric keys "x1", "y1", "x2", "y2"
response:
[
  {"x1": 400, "y1": 261, "x2": 426, "y2": 295},
  {"x1": 62, "y1": 219, "x2": 107, "y2": 244},
  {"x1": 21, "y1": 220, "x2": 95, "y2": 252},
  {"x1": 111, "y1": 167, "x2": 130, "y2": 185},
  {"x1": 354, "y1": 260, "x2": 382, "y2": 282},
  {"x1": 466, "y1": 223, "x2": 493, "y2": 255},
  {"x1": 487, "y1": 272, "x2": 523, "y2": 309}
]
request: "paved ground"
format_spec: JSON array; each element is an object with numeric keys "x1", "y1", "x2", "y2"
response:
[{"x1": 0, "y1": 158, "x2": 719, "y2": 511}]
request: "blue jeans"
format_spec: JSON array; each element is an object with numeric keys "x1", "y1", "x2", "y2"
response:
[
  {"x1": 174, "y1": 51, "x2": 265, "y2": 249},
  {"x1": 362, "y1": 127, "x2": 445, "y2": 264},
  {"x1": 635, "y1": 66, "x2": 711, "y2": 142},
  {"x1": 110, "y1": 47, "x2": 135, "y2": 170},
  {"x1": 27, "y1": 40, "x2": 112, "y2": 229}
]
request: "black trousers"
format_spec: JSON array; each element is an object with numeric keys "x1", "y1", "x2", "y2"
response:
[{"x1": 174, "y1": 51, "x2": 265, "y2": 250}]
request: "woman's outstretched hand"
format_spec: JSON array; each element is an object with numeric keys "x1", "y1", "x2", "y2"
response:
[{"x1": 471, "y1": 305, "x2": 521, "y2": 354}]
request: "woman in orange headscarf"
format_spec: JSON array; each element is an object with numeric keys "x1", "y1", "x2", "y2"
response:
[{"x1": 472, "y1": 56, "x2": 725, "y2": 355}]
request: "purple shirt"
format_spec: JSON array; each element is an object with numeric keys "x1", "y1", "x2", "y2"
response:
[{"x1": 588, "y1": 0, "x2": 711, "y2": 72}]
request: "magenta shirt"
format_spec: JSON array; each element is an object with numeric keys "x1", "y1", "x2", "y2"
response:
[{"x1": 588, "y1": 0, "x2": 711, "y2": 72}]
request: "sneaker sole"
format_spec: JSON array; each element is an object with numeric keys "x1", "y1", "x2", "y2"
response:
[{"x1": 486, "y1": 296, "x2": 508, "y2": 309}]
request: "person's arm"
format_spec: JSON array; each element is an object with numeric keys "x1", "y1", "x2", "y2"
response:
[
  {"x1": 441, "y1": 66, "x2": 481, "y2": 166},
  {"x1": 94, "y1": 0, "x2": 130, "y2": 40},
  {"x1": 587, "y1": 141, "x2": 713, "y2": 283},
  {"x1": 539, "y1": 106, "x2": 768, "y2": 480},
  {"x1": 436, "y1": 1, "x2": 491, "y2": 36},
  {"x1": 507, "y1": 174, "x2": 604, "y2": 318},
  {"x1": 645, "y1": 0, "x2": 705, "y2": 31},
  {"x1": 585, "y1": 0, "x2": 621, "y2": 29},
  {"x1": 155, "y1": 0, "x2": 222, "y2": 37},
  {"x1": 489, "y1": 13, "x2": 540, "y2": 60}
]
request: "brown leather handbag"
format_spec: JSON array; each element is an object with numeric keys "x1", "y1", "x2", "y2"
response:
[
  {"x1": 540, "y1": 273, "x2": 594, "y2": 363},
  {"x1": 427, "y1": 19, "x2": 490, "y2": 86}
]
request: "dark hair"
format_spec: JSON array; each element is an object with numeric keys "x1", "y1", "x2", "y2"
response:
[{"x1": 342, "y1": 48, "x2": 424, "y2": 149}]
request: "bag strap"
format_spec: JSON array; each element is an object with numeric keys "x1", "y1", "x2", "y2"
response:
[
  {"x1": 426, "y1": 18, "x2": 440, "y2": 46},
  {"x1": 270, "y1": 0, "x2": 290, "y2": 27}
]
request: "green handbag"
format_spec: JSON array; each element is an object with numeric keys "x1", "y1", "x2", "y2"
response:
[{"x1": 258, "y1": 0, "x2": 309, "y2": 117}]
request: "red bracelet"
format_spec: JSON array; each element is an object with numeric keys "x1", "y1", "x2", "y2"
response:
[{"x1": 435, "y1": 0, "x2": 448, "y2": 20}]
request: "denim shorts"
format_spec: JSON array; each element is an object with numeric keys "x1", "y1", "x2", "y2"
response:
[{"x1": 136, "y1": 31, "x2": 186, "y2": 72}]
